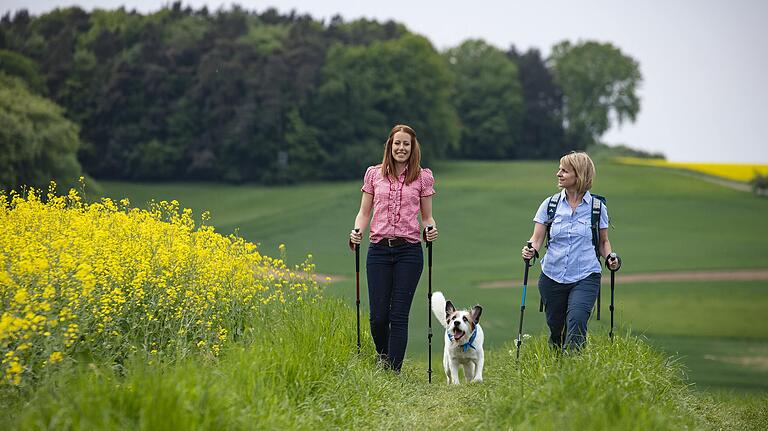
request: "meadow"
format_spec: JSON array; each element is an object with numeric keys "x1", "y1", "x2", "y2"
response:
[
  {"x1": 2, "y1": 161, "x2": 768, "y2": 429},
  {"x1": 99, "y1": 160, "x2": 768, "y2": 393}
]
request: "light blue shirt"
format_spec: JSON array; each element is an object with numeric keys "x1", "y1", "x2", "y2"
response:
[{"x1": 533, "y1": 190, "x2": 609, "y2": 284}]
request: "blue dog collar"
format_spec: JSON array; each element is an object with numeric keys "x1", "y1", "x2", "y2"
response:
[{"x1": 448, "y1": 328, "x2": 477, "y2": 352}]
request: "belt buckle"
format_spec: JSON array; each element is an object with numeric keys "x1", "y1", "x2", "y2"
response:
[{"x1": 387, "y1": 238, "x2": 395, "y2": 247}]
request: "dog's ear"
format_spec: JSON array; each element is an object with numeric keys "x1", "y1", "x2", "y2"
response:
[
  {"x1": 445, "y1": 300, "x2": 456, "y2": 316},
  {"x1": 471, "y1": 305, "x2": 483, "y2": 324}
]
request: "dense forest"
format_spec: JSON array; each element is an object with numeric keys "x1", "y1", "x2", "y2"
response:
[{"x1": 0, "y1": 3, "x2": 642, "y2": 188}]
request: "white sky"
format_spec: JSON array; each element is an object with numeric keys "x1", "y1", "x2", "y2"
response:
[{"x1": 3, "y1": 0, "x2": 767, "y2": 163}]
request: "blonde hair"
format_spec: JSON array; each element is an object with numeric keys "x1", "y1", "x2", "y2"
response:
[
  {"x1": 559, "y1": 151, "x2": 595, "y2": 194},
  {"x1": 381, "y1": 124, "x2": 422, "y2": 184}
]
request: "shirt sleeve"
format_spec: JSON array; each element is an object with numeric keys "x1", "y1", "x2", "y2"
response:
[
  {"x1": 533, "y1": 197, "x2": 550, "y2": 224},
  {"x1": 599, "y1": 203, "x2": 610, "y2": 229},
  {"x1": 420, "y1": 168, "x2": 436, "y2": 197},
  {"x1": 361, "y1": 166, "x2": 376, "y2": 194}
]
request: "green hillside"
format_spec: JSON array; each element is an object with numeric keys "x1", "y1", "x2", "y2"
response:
[{"x1": 102, "y1": 160, "x2": 768, "y2": 392}]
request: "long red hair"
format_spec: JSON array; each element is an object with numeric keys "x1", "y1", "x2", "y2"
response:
[{"x1": 380, "y1": 124, "x2": 422, "y2": 184}]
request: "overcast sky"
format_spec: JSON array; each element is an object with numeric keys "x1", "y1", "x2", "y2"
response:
[{"x1": 3, "y1": 0, "x2": 767, "y2": 163}]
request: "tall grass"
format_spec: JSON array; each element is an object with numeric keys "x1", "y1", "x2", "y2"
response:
[
  {"x1": 3, "y1": 297, "x2": 765, "y2": 430},
  {"x1": 1, "y1": 299, "x2": 412, "y2": 430}
]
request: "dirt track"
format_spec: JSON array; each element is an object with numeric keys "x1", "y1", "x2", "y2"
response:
[
  {"x1": 315, "y1": 269, "x2": 768, "y2": 287},
  {"x1": 476, "y1": 269, "x2": 768, "y2": 289}
]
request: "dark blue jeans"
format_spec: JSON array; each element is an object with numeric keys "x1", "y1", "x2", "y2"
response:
[
  {"x1": 538, "y1": 272, "x2": 601, "y2": 351},
  {"x1": 366, "y1": 241, "x2": 423, "y2": 372}
]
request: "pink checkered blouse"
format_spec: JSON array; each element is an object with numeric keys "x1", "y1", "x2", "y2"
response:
[{"x1": 361, "y1": 165, "x2": 436, "y2": 244}]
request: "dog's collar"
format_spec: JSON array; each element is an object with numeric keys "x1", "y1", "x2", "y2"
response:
[{"x1": 448, "y1": 328, "x2": 477, "y2": 352}]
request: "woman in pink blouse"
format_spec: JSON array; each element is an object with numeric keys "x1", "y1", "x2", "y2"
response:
[{"x1": 349, "y1": 124, "x2": 439, "y2": 372}]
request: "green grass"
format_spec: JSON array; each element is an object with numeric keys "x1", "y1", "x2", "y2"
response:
[
  {"x1": 3, "y1": 298, "x2": 766, "y2": 430},
  {"x1": 100, "y1": 160, "x2": 768, "y2": 392},
  {"x1": 609, "y1": 280, "x2": 768, "y2": 392},
  {"x1": 616, "y1": 280, "x2": 768, "y2": 339}
]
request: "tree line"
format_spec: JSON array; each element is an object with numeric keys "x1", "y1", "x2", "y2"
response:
[{"x1": 0, "y1": 3, "x2": 642, "y2": 189}]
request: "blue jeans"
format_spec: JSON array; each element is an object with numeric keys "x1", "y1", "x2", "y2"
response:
[
  {"x1": 538, "y1": 272, "x2": 601, "y2": 350},
  {"x1": 366, "y1": 242, "x2": 423, "y2": 372}
]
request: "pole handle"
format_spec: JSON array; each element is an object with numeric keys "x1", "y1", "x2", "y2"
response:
[
  {"x1": 524, "y1": 241, "x2": 537, "y2": 269},
  {"x1": 607, "y1": 252, "x2": 622, "y2": 272},
  {"x1": 524, "y1": 241, "x2": 534, "y2": 267}
]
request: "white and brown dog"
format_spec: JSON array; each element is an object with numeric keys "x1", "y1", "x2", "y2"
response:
[{"x1": 431, "y1": 291, "x2": 484, "y2": 384}]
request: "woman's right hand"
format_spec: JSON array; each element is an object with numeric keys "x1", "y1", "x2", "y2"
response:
[
  {"x1": 521, "y1": 244, "x2": 536, "y2": 261},
  {"x1": 349, "y1": 229, "x2": 362, "y2": 250}
]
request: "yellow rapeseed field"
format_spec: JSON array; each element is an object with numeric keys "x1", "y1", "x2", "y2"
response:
[
  {"x1": 615, "y1": 157, "x2": 768, "y2": 182},
  {"x1": 0, "y1": 182, "x2": 319, "y2": 386}
]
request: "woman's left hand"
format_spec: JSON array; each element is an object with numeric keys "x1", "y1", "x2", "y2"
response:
[
  {"x1": 607, "y1": 253, "x2": 621, "y2": 270},
  {"x1": 424, "y1": 226, "x2": 438, "y2": 242}
]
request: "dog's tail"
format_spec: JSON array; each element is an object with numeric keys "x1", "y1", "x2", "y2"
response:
[{"x1": 431, "y1": 291, "x2": 448, "y2": 328}]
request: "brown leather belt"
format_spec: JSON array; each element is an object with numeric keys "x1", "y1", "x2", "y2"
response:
[{"x1": 374, "y1": 237, "x2": 409, "y2": 247}]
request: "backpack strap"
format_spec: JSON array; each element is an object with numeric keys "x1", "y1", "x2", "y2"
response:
[
  {"x1": 544, "y1": 193, "x2": 561, "y2": 249},
  {"x1": 590, "y1": 194, "x2": 606, "y2": 261}
]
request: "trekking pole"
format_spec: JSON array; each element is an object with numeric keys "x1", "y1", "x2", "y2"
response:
[
  {"x1": 608, "y1": 252, "x2": 622, "y2": 340},
  {"x1": 425, "y1": 225, "x2": 434, "y2": 383},
  {"x1": 353, "y1": 228, "x2": 361, "y2": 353},
  {"x1": 516, "y1": 241, "x2": 534, "y2": 360}
]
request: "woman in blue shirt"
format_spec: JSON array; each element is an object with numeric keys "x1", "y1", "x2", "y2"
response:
[{"x1": 521, "y1": 151, "x2": 620, "y2": 350}]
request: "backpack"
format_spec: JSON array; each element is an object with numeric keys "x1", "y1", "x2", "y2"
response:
[{"x1": 543, "y1": 192, "x2": 607, "y2": 263}]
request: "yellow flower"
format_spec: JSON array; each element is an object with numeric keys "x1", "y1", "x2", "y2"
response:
[
  {"x1": 615, "y1": 157, "x2": 768, "y2": 183},
  {"x1": 0, "y1": 185, "x2": 320, "y2": 386},
  {"x1": 13, "y1": 289, "x2": 28, "y2": 305}
]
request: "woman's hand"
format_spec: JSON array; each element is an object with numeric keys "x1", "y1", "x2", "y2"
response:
[
  {"x1": 606, "y1": 253, "x2": 621, "y2": 271},
  {"x1": 424, "y1": 226, "x2": 438, "y2": 242},
  {"x1": 521, "y1": 245, "x2": 536, "y2": 261},
  {"x1": 349, "y1": 229, "x2": 362, "y2": 250}
]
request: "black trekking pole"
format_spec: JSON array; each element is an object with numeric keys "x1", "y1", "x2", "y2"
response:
[
  {"x1": 425, "y1": 225, "x2": 434, "y2": 383},
  {"x1": 516, "y1": 241, "x2": 534, "y2": 360},
  {"x1": 353, "y1": 228, "x2": 361, "y2": 353},
  {"x1": 608, "y1": 252, "x2": 622, "y2": 340}
]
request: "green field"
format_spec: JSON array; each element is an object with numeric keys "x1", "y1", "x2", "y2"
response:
[{"x1": 102, "y1": 160, "x2": 768, "y2": 392}]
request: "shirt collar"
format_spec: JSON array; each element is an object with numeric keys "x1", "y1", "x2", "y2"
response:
[{"x1": 560, "y1": 189, "x2": 592, "y2": 206}]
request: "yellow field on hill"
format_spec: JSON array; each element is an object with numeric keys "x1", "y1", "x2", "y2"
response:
[{"x1": 615, "y1": 157, "x2": 768, "y2": 182}]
